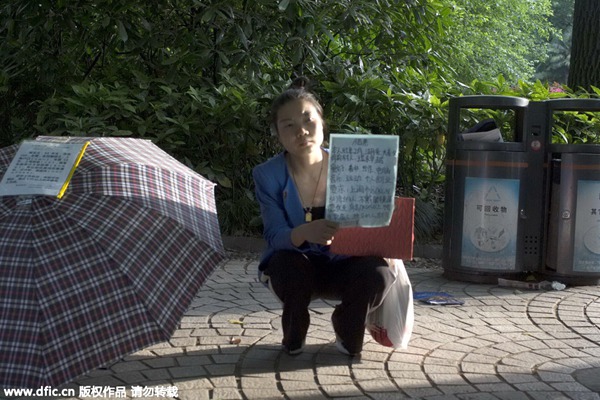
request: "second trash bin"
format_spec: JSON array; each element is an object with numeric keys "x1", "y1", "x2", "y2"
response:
[
  {"x1": 544, "y1": 99, "x2": 600, "y2": 285},
  {"x1": 443, "y1": 96, "x2": 547, "y2": 283}
]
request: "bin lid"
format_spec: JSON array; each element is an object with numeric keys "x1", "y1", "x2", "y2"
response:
[
  {"x1": 546, "y1": 98, "x2": 600, "y2": 112},
  {"x1": 450, "y1": 95, "x2": 529, "y2": 109}
]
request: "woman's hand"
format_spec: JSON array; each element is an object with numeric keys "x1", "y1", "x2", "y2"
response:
[{"x1": 291, "y1": 219, "x2": 340, "y2": 246}]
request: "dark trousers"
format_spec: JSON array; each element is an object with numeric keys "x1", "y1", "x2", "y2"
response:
[{"x1": 263, "y1": 250, "x2": 394, "y2": 354}]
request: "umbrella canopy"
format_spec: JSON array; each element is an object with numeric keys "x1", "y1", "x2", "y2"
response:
[{"x1": 0, "y1": 136, "x2": 225, "y2": 389}]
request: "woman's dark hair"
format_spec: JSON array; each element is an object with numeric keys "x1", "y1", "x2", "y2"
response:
[{"x1": 269, "y1": 76, "x2": 325, "y2": 136}]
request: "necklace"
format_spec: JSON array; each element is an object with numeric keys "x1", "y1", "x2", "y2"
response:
[{"x1": 291, "y1": 157, "x2": 324, "y2": 223}]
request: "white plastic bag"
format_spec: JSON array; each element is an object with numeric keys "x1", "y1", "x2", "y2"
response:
[{"x1": 366, "y1": 258, "x2": 414, "y2": 349}]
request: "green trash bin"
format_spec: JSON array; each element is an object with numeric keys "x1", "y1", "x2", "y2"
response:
[
  {"x1": 543, "y1": 99, "x2": 600, "y2": 285},
  {"x1": 443, "y1": 96, "x2": 547, "y2": 283}
]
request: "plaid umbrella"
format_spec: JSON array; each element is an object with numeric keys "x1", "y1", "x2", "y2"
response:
[{"x1": 0, "y1": 136, "x2": 225, "y2": 389}]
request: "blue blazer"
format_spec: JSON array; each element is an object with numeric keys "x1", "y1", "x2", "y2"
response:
[{"x1": 252, "y1": 151, "x2": 342, "y2": 270}]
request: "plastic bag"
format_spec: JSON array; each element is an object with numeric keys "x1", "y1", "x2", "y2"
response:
[{"x1": 366, "y1": 258, "x2": 414, "y2": 349}]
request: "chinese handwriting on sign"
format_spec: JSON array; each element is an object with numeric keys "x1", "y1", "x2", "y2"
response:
[
  {"x1": 6, "y1": 150, "x2": 69, "y2": 183},
  {"x1": 0, "y1": 140, "x2": 88, "y2": 199},
  {"x1": 325, "y1": 134, "x2": 399, "y2": 227}
]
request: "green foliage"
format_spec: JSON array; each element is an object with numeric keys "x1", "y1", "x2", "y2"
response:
[
  {"x1": 0, "y1": 0, "x2": 567, "y2": 243},
  {"x1": 442, "y1": 0, "x2": 556, "y2": 83}
]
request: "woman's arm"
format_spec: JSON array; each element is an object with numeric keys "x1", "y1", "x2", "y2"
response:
[{"x1": 252, "y1": 165, "x2": 297, "y2": 251}]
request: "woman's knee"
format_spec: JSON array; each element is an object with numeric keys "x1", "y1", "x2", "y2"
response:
[
  {"x1": 266, "y1": 250, "x2": 311, "y2": 279},
  {"x1": 360, "y1": 257, "x2": 395, "y2": 295}
]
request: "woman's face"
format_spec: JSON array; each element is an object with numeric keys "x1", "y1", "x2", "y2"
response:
[{"x1": 275, "y1": 98, "x2": 325, "y2": 157}]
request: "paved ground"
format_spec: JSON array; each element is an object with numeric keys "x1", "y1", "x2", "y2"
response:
[{"x1": 37, "y1": 252, "x2": 600, "y2": 399}]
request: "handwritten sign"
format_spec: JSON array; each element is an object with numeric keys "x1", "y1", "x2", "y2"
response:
[
  {"x1": 0, "y1": 140, "x2": 88, "y2": 198},
  {"x1": 325, "y1": 134, "x2": 399, "y2": 227}
]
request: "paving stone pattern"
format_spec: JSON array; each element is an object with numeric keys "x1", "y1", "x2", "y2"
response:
[{"x1": 54, "y1": 254, "x2": 600, "y2": 399}]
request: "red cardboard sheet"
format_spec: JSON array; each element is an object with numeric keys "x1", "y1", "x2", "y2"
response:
[{"x1": 330, "y1": 197, "x2": 415, "y2": 260}]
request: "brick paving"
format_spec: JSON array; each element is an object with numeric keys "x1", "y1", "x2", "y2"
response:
[{"x1": 45, "y1": 253, "x2": 600, "y2": 399}]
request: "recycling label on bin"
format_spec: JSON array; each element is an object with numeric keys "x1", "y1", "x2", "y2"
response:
[
  {"x1": 461, "y1": 177, "x2": 519, "y2": 270},
  {"x1": 573, "y1": 180, "x2": 600, "y2": 272}
]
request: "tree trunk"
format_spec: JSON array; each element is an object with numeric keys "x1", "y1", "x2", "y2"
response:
[{"x1": 568, "y1": 0, "x2": 600, "y2": 90}]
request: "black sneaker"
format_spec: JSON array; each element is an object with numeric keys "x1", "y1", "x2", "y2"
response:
[
  {"x1": 335, "y1": 335, "x2": 358, "y2": 356},
  {"x1": 283, "y1": 340, "x2": 305, "y2": 355}
]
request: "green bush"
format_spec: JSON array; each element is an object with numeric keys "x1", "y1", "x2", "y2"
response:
[{"x1": 0, "y1": 0, "x2": 589, "y2": 245}]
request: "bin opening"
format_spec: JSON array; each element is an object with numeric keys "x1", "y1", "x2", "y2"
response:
[
  {"x1": 551, "y1": 110, "x2": 600, "y2": 145},
  {"x1": 457, "y1": 108, "x2": 523, "y2": 142},
  {"x1": 458, "y1": 118, "x2": 502, "y2": 142}
]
